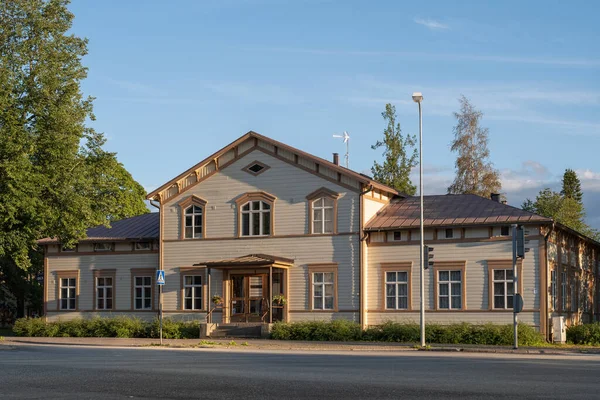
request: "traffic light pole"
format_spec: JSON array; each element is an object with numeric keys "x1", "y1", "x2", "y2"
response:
[{"x1": 512, "y1": 224, "x2": 518, "y2": 350}]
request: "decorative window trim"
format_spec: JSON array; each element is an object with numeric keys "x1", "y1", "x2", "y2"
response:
[
  {"x1": 94, "y1": 243, "x2": 114, "y2": 252},
  {"x1": 242, "y1": 160, "x2": 270, "y2": 176},
  {"x1": 179, "y1": 267, "x2": 206, "y2": 311},
  {"x1": 178, "y1": 195, "x2": 208, "y2": 240},
  {"x1": 487, "y1": 260, "x2": 523, "y2": 310},
  {"x1": 55, "y1": 270, "x2": 79, "y2": 311},
  {"x1": 306, "y1": 187, "x2": 340, "y2": 235},
  {"x1": 93, "y1": 269, "x2": 116, "y2": 311},
  {"x1": 130, "y1": 268, "x2": 156, "y2": 311},
  {"x1": 381, "y1": 262, "x2": 412, "y2": 311},
  {"x1": 432, "y1": 261, "x2": 466, "y2": 311},
  {"x1": 307, "y1": 263, "x2": 338, "y2": 312},
  {"x1": 235, "y1": 192, "x2": 276, "y2": 237}
]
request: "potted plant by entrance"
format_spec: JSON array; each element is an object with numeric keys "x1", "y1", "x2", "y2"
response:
[
  {"x1": 212, "y1": 295, "x2": 223, "y2": 307},
  {"x1": 272, "y1": 294, "x2": 286, "y2": 307}
]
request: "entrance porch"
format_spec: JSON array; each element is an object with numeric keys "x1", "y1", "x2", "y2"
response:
[{"x1": 195, "y1": 254, "x2": 292, "y2": 324}]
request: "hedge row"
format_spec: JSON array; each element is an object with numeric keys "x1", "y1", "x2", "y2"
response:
[
  {"x1": 13, "y1": 317, "x2": 199, "y2": 339},
  {"x1": 270, "y1": 320, "x2": 545, "y2": 346},
  {"x1": 567, "y1": 323, "x2": 600, "y2": 345}
]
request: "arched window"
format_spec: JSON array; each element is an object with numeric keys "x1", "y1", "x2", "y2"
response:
[
  {"x1": 178, "y1": 195, "x2": 207, "y2": 240},
  {"x1": 236, "y1": 192, "x2": 276, "y2": 237},
  {"x1": 185, "y1": 205, "x2": 203, "y2": 239},
  {"x1": 306, "y1": 187, "x2": 339, "y2": 235}
]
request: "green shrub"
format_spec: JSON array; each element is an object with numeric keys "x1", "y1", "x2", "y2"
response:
[
  {"x1": 272, "y1": 321, "x2": 545, "y2": 346},
  {"x1": 12, "y1": 317, "x2": 199, "y2": 339},
  {"x1": 567, "y1": 323, "x2": 600, "y2": 345}
]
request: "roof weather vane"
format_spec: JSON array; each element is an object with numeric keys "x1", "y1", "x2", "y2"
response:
[{"x1": 332, "y1": 131, "x2": 350, "y2": 168}]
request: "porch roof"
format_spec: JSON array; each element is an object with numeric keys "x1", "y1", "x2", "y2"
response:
[{"x1": 194, "y1": 253, "x2": 294, "y2": 268}]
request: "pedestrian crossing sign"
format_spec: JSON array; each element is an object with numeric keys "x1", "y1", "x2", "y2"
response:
[{"x1": 156, "y1": 270, "x2": 165, "y2": 285}]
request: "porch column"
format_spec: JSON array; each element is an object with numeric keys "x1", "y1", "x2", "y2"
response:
[
  {"x1": 207, "y1": 267, "x2": 211, "y2": 323},
  {"x1": 269, "y1": 266, "x2": 273, "y2": 323}
]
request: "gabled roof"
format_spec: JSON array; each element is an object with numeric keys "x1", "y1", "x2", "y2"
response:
[
  {"x1": 38, "y1": 213, "x2": 159, "y2": 245},
  {"x1": 146, "y1": 131, "x2": 400, "y2": 201},
  {"x1": 195, "y1": 254, "x2": 294, "y2": 267},
  {"x1": 365, "y1": 194, "x2": 552, "y2": 231}
]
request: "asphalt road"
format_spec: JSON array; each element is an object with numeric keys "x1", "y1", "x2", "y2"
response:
[{"x1": 1, "y1": 345, "x2": 600, "y2": 399}]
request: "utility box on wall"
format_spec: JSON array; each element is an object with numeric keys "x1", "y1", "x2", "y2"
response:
[{"x1": 552, "y1": 316, "x2": 566, "y2": 343}]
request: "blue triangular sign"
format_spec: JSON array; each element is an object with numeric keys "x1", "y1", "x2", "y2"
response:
[{"x1": 156, "y1": 270, "x2": 165, "y2": 285}]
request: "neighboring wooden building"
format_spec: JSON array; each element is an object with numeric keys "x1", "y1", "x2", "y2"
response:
[{"x1": 39, "y1": 131, "x2": 600, "y2": 340}]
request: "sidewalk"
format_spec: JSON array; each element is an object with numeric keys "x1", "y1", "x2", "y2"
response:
[{"x1": 3, "y1": 336, "x2": 600, "y2": 355}]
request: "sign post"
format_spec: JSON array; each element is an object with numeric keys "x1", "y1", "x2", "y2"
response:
[{"x1": 156, "y1": 270, "x2": 165, "y2": 345}]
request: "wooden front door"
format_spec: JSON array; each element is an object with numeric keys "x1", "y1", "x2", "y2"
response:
[{"x1": 230, "y1": 274, "x2": 268, "y2": 323}]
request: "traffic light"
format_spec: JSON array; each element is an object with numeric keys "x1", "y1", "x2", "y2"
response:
[
  {"x1": 516, "y1": 225, "x2": 525, "y2": 259},
  {"x1": 424, "y1": 245, "x2": 434, "y2": 269}
]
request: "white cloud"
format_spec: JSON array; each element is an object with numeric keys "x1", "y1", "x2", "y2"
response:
[{"x1": 414, "y1": 18, "x2": 450, "y2": 31}]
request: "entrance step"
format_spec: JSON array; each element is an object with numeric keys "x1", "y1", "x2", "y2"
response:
[{"x1": 209, "y1": 323, "x2": 264, "y2": 338}]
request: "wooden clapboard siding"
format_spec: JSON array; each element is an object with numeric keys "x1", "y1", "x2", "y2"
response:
[
  {"x1": 162, "y1": 235, "x2": 360, "y2": 315},
  {"x1": 46, "y1": 253, "x2": 158, "y2": 312},
  {"x1": 366, "y1": 239, "x2": 540, "y2": 316},
  {"x1": 162, "y1": 149, "x2": 360, "y2": 240},
  {"x1": 366, "y1": 311, "x2": 540, "y2": 326}
]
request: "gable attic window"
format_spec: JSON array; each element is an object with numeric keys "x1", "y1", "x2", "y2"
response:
[
  {"x1": 177, "y1": 195, "x2": 208, "y2": 240},
  {"x1": 242, "y1": 161, "x2": 270, "y2": 176},
  {"x1": 134, "y1": 241, "x2": 151, "y2": 251},
  {"x1": 500, "y1": 226, "x2": 510, "y2": 236}
]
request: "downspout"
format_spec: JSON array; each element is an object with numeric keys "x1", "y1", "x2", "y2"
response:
[
  {"x1": 543, "y1": 222, "x2": 555, "y2": 341},
  {"x1": 359, "y1": 185, "x2": 374, "y2": 330},
  {"x1": 150, "y1": 199, "x2": 162, "y2": 317}
]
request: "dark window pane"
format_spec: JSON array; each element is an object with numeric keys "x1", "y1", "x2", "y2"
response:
[
  {"x1": 68, "y1": 288, "x2": 76, "y2": 298},
  {"x1": 494, "y1": 282, "x2": 504, "y2": 295},
  {"x1": 144, "y1": 288, "x2": 151, "y2": 298},
  {"x1": 386, "y1": 272, "x2": 396, "y2": 282},
  {"x1": 386, "y1": 284, "x2": 395, "y2": 296},
  {"x1": 136, "y1": 299, "x2": 142, "y2": 309},
  {"x1": 439, "y1": 284, "x2": 449, "y2": 296},
  {"x1": 135, "y1": 277, "x2": 142, "y2": 286},
  {"x1": 398, "y1": 284, "x2": 407, "y2": 296},
  {"x1": 193, "y1": 276, "x2": 202, "y2": 285},
  {"x1": 262, "y1": 212, "x2": 271, "y2": 235},
  {"x1": 185, "y1": 276, "x2": 192, "y2": 285},
  {"x1": 451, "y1": 283, "x2": 461, "y2": 295},
  {"x1": 313, "y1": 297, "x2": 322, "y2": 310},
  {"x1": 252, "y1": 212, "x2": 260, "y2": 235},
  {"x1": 185, "y1": 287, "x2": 192, "y2": 297},
  {"x1": 398, "y1": 297, "x2": 408, "y2": 309},
  {"x1": 105, "y1": 278, "x2": 112, "y2": 286},
  {"x1": 252, "y1": 201, "x2": 260, "y2": 210},
  {"x1": 494, "y1": 296, "x2": 505, "y2": 309},
  {"x1": 450, "y1": 271, "x2": 461, "y2": 281},
  {"x1": 445, "y1": 229, "x2": 453, "y2": 238},
  {"x1": 397, "y1": 272, "x2": 408, "y2": 282},
  {"x1": 194, "y1": 215, "x2": 202, "y2": 227},
  {"x1": 106, "y1": 288, "x2": 112, "y2": 298},
  {"x1": 242, "y1": 214, "x2": 250, "y2": 236},
  {"x1": 262, "y1": 202, "x2": 270, "y2": 210},
  {"x1": 439, "y1": 271, "x2": 449, "y2": 281},
  {"x1": 386, "y1": 297, "x2": 396, "y2": 309},
  {"x1": 439, "y1": 297, "x2": 449, "y2": 309},
  {"x1": 106, "y1": 299, "x2": 112, "y2": 309},
  {"x1": 194, "y1": 226, "x2": 202, "y2": 238},
  {"x1": 185, "y1": 298, "x2": 192, "y2": 310},
  {"x1": 97, "y1": 298, "x2": 104, "y2": 309},
  {"x1": 242, "y1": 203, "x2": 250, "y2": 211},
  {"x1": 393, "y1": 231, "x2": 401, "y2": 240},
  {"x1": 313, "y1": 221, "x2": 321, "y2": 234},
  {"x1": 144, "y1": 299, "x2": 151, "y2": 309},
  {"x1": 185, "y1": 206, "x2": 194, "y2": 215},
  {"x1": 69, "y1": 299, "x2": 76, "y2": 309},
  {"x1": 451, "y1": 296, "x2": 461, "y2": 309},
  {"x1": 97, "y1": 288, "x2": 104, "y2": 300},
  {"x1": 98, "y1": 278, "x2": 104, "y2": 286},
  {"x1": 501, "y1": 226, "x2": 510, "y2": 236},
  {"x1": 144, "y1": 277, "x2": 151, "y2": 286},
  {"x1": 61, "y1": 299, "x2": 67, "y2": 309},
  {"x1": 324, "y1": 220, "x2": 333, "y2": 233},
  {"x1": 507, "y1": 295, "x2": 513, "y2": 309},
  {"x1": 185, "y1": 227, "x2": 193, "y2": 238},
  {"x1": 194, "y1": 298, "x2": 202, "y2": 310},
  {"x1": 69, "y1": 278, "x2": 76, "y2": 287},
  {"x1": 494, "y1": 270, "x2": 505, "y2": 280},
  {"x1": 313, "y1": 209, "x2": 322, "y2": 222},
  {"x1": 324, "y1": 297, "x2": 334, "y2": 309},
  {"x1": 61, "y1": 288, "x2": 68, "y2": 299},
  {"x1": 135, "y1": 288, "x2": 142, "y2": 298},
  {"x1": 61, "y1": 278, "x2": 69, "y2": 287}
]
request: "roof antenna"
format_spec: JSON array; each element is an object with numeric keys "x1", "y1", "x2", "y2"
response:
[{"x1": 332, "y1": 131, "x2": 350, "y2": 168}]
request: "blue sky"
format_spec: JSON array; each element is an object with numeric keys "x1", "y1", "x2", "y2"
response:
[{"x1": 69, "y1": 0, "x2": 600, "y2": 229}]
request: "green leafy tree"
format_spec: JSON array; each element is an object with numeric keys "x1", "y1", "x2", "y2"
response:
[
  {"x1": 371, "y1": 104, "x2": 418, "y2": 194},
  {"x1": 0, "y1": 0, "x2": 147, "y2": 314},
  {"x1": 448, "y1": 95, "x2": 501, "y2": 197}
]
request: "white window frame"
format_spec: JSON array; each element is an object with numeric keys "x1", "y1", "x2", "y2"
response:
[
  {"x1": 134, "y1": 276, "x2": 153, "y2": 310},
  {"x1": 312, "y1": 272, "x2": 335, "y2": 310},
  {"x1": 94, "y1": 243, "x2": 113, "y2": 252},
  {"x1": 184, "y1": 205, "x2": 203, "y2": 239},
  {"x1": 438, "y1": 270, "x2": 462, "y2": 310},
  {"x1": 134, "y1": 241, "x2": 151, "y2": 251},
  {"x1": 183, "y1": 275, "x2": 203, "y2": 310},
  {"x1": 96, "y1": 277, "x2": 113, "y2": 310},
  {"x1": 60, "y1": 277, "x2": 77, "y2": 310},
  {"x1": 311, "y1": 197, "x2": 334, "y2": 234},
  {"x1": 385, "y1": 271, "x2": 409, "y2": 310},
  {"x1": 241, "y1": 201, "x2": 271, "y2": 236},
  {"x1": 492, "y1": 269, "x2": 514, "y2": 309}
]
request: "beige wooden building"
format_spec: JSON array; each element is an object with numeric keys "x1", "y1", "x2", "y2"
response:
[{"x1": 39, "y1": 131, "x2": 600, "y2": 340}]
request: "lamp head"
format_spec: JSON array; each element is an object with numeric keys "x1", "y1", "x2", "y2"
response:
[{"x1": 412, "y1": 92, "x2": 423, "y2": 103}]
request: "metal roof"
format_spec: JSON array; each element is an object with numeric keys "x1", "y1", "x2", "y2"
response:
[
  {"x1": 38, "y1": 213, "x2": 159, "y2": 244},
  {"x1": 365, "y1": 194, "x2": 552, "y2": 231},
  {"x1": 195, "y1": 254, "x2": 294, "y2": 267}
]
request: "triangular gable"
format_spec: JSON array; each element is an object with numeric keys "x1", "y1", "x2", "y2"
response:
[{"x1": 147, "y1": 131, "x2": 400, "y2": 204}]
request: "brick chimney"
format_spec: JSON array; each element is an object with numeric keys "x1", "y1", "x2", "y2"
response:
[
  {"x1": 490, "y1": 193, "x2": 501, "y2": 203},
  {"x1": 333, "y1": 153, "x2": 339, "y2": 165}
]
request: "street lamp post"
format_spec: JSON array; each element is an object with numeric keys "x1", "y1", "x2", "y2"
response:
[{"x1": 412, "y1": 92, "x2": 425, "y2": 348}]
